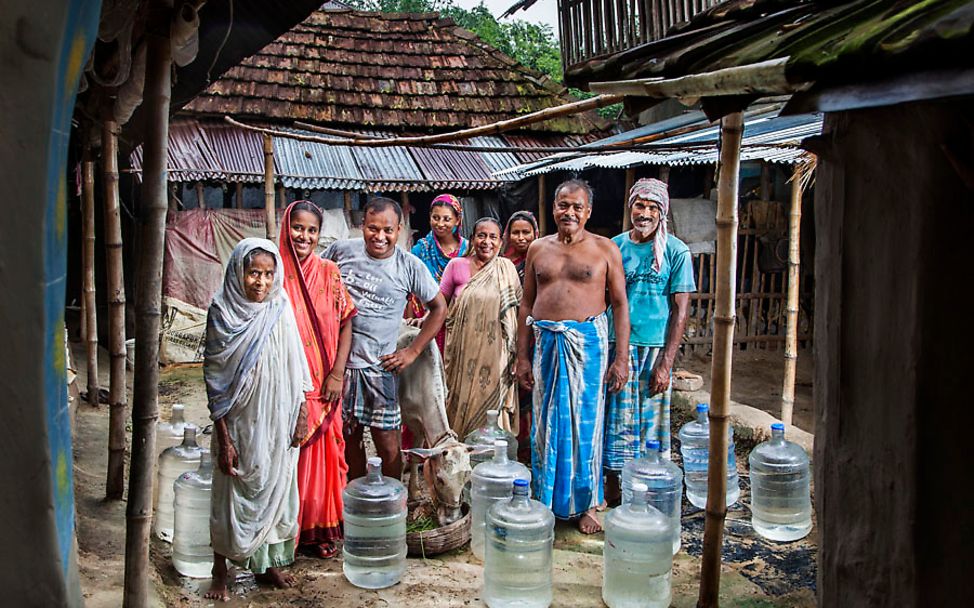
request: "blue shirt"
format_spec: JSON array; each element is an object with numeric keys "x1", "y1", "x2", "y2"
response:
[{"x1": 610, "y1": 232, "x2": 696, "y2": 347}]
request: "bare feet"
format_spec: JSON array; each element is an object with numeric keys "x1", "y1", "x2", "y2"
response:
[
  {"x1": 577, "y1": 508, "x2": 603, "y2": 534},
  {"x1": 255, "y1": 567, "x2": 297, "y2": 589},
  {"x1": 203, "y1": 554, "x2": 230, "y2": 602}
]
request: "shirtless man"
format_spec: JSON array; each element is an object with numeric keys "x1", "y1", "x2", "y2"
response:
[{"x1": 516, "y1": 179, "x2": 630, "y2": 534}]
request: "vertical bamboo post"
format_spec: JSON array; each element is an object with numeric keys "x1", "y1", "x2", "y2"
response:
[
  {"x1": 623, "y1": 167, "x2": 635, "y2": 231},
  {"x1": 760, "y1": 162, "x2": 772, "y2": 201},
  {"x1": 780, "y1": 164, "x2": 804, "y2": 426},
  {"x1": 343, "y1": 190, "x2": 353, "y2": 212},
  {"x1": 401, "y1": 191, "x2": 413, "y2": 248},
  {"x1": 697, "y1": 111, "x2": 744, "y2": 608},
  {"x1": 263, "y1": 133, "x2": 277, "y2": 243},
  {"x1": 277, "y1": 184, "x2": 285, "y2": 209},
  {"x1": 537, "y1": 174, "x2": 548, "y2": 236},
  {"x1": 234, "y1": 182, "x2": 243, "y2": 209},
  {"x1": 82, "y1": 151, "x2": 99, "y2": 406},
  {"x1": 124, "y1": 4, "x2": 171, "y2": 605},
  {"x1": 194, "y1": 182, "x2": 204, "y2": 207},
  {"x1": 103, "y1": 120, "x2": 127, "y2": 500}
]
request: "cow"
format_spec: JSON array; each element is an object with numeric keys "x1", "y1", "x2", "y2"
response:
[{"x1": 396, "y1": 322, "x2": 473, "y2": 526}]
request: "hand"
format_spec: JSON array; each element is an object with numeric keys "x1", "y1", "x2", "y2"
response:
[
  {"x1": 516, "y1": 357, "x2": 534, "y2": 391},
  {"x1": 605, "y1": 357, "x2": 629, "y2": 394},
  {"x1": 322, "y1": 371, "x2": 343, "y2": 403},
  {"x1": 218, "y1": 438, "x2": 239, "y2": 477},
  {"x1": 292, "y1": 401, "x2": 308, "y2": 447},
  {"x1": 405, "y1": 315, "x2": 425, "y2": 328},
  {"x1": 648, "y1": 361, "x2": 671, "y2": 396},
  {"x1": 380, "y1": 347, "x2": 419, "y2": 374}
]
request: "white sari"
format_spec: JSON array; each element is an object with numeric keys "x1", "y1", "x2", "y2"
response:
[{"x1": 204, "y1": 238, "x2": 312, "y2": 564}]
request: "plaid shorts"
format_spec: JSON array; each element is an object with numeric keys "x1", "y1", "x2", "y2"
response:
[{"x1": 342, "y1": 366, "x2": 400, "y2": 431}]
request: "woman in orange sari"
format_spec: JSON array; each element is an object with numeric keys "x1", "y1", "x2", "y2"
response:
[{"x1": 279, "y1": 200, "x2": 356, "y2": 558}]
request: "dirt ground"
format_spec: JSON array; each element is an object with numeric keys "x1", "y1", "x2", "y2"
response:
[
  {"x1": 680, "y1": 347, "x2": 815, "y2": 433},
  {"x1": 73, "y1": 344, "x2": 816, "y2": 607}
]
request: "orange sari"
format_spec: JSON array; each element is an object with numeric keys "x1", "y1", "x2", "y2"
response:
[{"x1": 280, "y1": 203, "x2": 356, "y2": 550}]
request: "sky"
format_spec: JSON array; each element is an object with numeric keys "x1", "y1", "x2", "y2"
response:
[{"x1": 452, "y1": 0, "x2": 560, "y2": 37}]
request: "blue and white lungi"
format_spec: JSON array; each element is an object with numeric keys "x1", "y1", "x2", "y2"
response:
[
  {"x1": 530, "y1": 312, "x2": 609, "y2": 519},
  {"x1": 603, "y1": 345, "x2": 673, "y2": 470}
]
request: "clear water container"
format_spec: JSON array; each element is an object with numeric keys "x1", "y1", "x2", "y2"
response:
[
  {"x1": 678, "y1": 403, "x2": 740, "y2": 508},
  {"x1": 483, "y1": 479, "x2": 554, "y2": 608},
  {"x1": 622, "y1": 439, "x2": 683, "y2": 554},
  {"x1": 157, "y1": 404, "x2": 188, "y2": 453},
  {"x1": 471, "y1": 440, "x2": 531, "y2": 560},
  {"x1": 173, "y1": 449, "x2": 214, "y2": 578},
  {"x1": 342, "y1": 457, "x2": 408, "y2": 589},
  {"x1": 602, "y1": 483, "x2": 673, "y2": 608},
  {"x1": 749, "y1": 423, "x2": 812, "y2": 541},
  {"x1": 465, "y1": 409, "x2": 518, "y2": 469},
  {"x1": 154, "y1": 424, "x2": 202, "y2": 542}
]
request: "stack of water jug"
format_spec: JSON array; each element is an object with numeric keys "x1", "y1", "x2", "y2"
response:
[
  {"x1": 337, "y1": 404, "x2": 812, "y2": 607},
  {"x1": 153, "y1": 407, "x2": 217, "y2": 579}
]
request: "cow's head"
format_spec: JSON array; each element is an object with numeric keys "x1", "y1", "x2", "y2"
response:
[{"x1": 403, "y1": 439, "x2": 478, "y2": 526}]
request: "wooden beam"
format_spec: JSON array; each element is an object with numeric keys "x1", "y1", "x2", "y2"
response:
[
  {"x1": 698, "y1": 111, "x2": 744, "y2": 608},
  {"x1": 234, "y1": 182, "x2": 243, "y2": 209},
  {"x1": 124, "y1": 4, "x2": 171, "y2": 604},
  {"x1": 537, "y1": 174, "x2": 548, "y2": 236},
  {"x1": 194, "y1": 182, "x2": 204, "y2": 207},
  {"x1": 102, "y1": 119, "x2": 127, "y2": 500},
  {"x1": 82, "y1": 152, "x2": 99, "y2": 408},
  {"x1": 263, "y1": 133, "x2": 277, "y2": 243}
]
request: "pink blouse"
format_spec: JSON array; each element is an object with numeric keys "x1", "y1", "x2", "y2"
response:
[{"x1": 440, "y1": 256, "x2": 473, "y2": 301}]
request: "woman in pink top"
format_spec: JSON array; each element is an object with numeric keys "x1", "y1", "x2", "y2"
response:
[{"x1": 441, "y1": 218, "x2": 522, "y2": 437}]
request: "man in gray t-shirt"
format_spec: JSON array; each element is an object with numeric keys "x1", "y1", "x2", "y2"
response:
[{"x1": 323, "y1": 198, "x2": 447, "y2": 480}]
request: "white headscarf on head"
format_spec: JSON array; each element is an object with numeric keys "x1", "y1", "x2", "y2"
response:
[
  {"x1": 627, "y1": 178, "x2": 670, "y2": 273},
  {"x1": 204, "y1": 237, "x2": 287, "y2": 420}
]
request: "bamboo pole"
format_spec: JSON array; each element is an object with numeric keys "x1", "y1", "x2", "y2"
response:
[
  {"x1": 263, "y1": 133, "x2": 277, "y2": 243},
  {"x1": 124, "y1": 5, "x2": 171, "y2": 605},
  {"x1": 623, "y1": 167, "x2": 635, "y2": 231},
  {"x1": 780, "y1": 165, "x2": 804, "y2": 425},
  {"x1": 279, "y1": 93, "x2": 624, "y2": 147},
  {"x1": 103, "y1": 119, "x2": 127, "y2": 500},
  {"x1": 234, "y1": 182, "x2": 243, "y2": 209},
  {"x1": 537, "y1": 174, "x2": 548, "y2": 236},
  {"x1": 697, "y1": 111, "x2": 743, "y2": 608},
  {"x1": 82, "y1": 152, "x2": 99, "y2": 406}
]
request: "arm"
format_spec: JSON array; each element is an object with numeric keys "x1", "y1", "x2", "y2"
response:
[
  {"x1": 604, "y1": 243, "x2": 631, "y2": 393},
  {"x1": 323, "y1": 321, "x2": 352, "y2": 402},
  {"x1": 381, "y1": 292, "x2": 447, "y2": 373},
  {"x1": 650, "y1": 292, "x2": 690, "y2": 395},
  {"x1": 515, "y1": 243, "x2": 538, "y2": 390},
  {"x1": 214, "y1": 416, "x2": 238, "y2": 477}
]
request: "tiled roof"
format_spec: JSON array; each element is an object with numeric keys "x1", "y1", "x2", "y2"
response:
[{"x1": 185, "y1": 9, "x2": 603, "y2": 134}]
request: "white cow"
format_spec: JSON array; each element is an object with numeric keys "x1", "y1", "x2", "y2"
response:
[{"x1": 397, "y1": 322, "x2": 471, "y2": 526}]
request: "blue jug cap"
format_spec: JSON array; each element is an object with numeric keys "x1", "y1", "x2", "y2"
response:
[
  {"x1": 771, "y1": 423, "x2": 785, "y2": 431},
  {"x1": 645, "y1": 440, "x2": 661, "y2": 451},
  {"x1": 513, "y1": 479, "x2": 529, "y2": 488},
  {"x1": 696, "y1": 403, "x2": 709, "y2": 412}
]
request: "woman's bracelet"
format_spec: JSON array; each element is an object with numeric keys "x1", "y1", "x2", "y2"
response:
[{"x1": 327, "y1": 371, "x2": 343, "y2": 382}]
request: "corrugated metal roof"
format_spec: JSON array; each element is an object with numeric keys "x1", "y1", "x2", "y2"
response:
[
  {"x1": 273, "y1": 127, "x2": 365, "y2": 190},
  {"x1": 506, "y1": 112, "x2": 822, "y2": 176},
  {"x1": 410, "y1": 146, "x2": 509, "y2": 191},
  {"x1": 347, "y1": 129, "x2": 427, "y2": 193},
  {"x1": 205, "y1": 124, "x2": 264, "y2": 183},
  {"x1": 502, "y1": 133, "x2": 600, "y2": 163}
]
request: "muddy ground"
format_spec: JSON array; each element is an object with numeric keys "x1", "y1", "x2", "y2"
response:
[{"x1": 73, "y1": 344, "x2": 816, "y2": 607}]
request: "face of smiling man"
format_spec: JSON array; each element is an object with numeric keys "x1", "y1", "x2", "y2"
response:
[
  {"x1": 552, "y1": 186, "x2": 592, "y2": 239},
  {"x1": 362, "y1": 206, "x2": 401, "y2": 259},
  {"x1": 629, "y1": 197, "x2": 662, "y2": 242}
]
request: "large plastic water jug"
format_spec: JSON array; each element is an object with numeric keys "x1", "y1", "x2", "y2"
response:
[
  {"x1": 483, "y1": 479, "x2": 554, "y2": 608},
  {"x1": 622, "y1": 439, "x2": 683, "y2": 554},
  {"x1": 471, "y1": 440, "x2": 531, "y2": 560},
  {"x1": 602, "y1": 483, "x2": 673, "y2": 608},
  {"x1": 748, "y1": 423, "x2": 812, "y2": 541},
  {"x1": 173, "y1": 449, "x2": 214, "y2": 578},
  {"x1": 157, "y1": 404, "x2": 188, "y2": 453},
  {"x1": 342, "y1": 456, "x2": 407, "y2": 589},
  {"x1": 154, "y1": 424, "x2": 202, "y2": 542},
  {"x1": 465, "y1": 409, "x2": 518, "y2": 468},
  {"x1": 678, "y1": 403, "x2": 740, "y2": 508}
]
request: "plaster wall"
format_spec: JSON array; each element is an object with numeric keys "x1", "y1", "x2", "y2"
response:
[
  {"x1": 0, "y1": 0, "x2": 100, "y2": 604},
  {"x1": 814, "y1": 99, "x2": 974, "y2": 607}
]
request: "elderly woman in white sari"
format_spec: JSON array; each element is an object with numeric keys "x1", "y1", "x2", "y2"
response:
[{"x1": 203, "y1": 238, "x2": 311, "y2": 601}]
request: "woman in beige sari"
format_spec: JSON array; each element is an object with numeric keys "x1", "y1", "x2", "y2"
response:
[{"x1": 440, "y1": 218, "x2": 523, "y2": 438}]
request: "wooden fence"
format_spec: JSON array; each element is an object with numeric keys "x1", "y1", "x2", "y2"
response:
[
  {"x1": 559, "y1": 0, "x2": 722, "y2": 69},
  {"x1": 685, "y1": 199, "x2": 812, "y2": 351}
]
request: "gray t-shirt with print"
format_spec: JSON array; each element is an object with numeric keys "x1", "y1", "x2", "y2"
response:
[{"x1": 324, "y1": 238, "x2": 439, "y2": 369}]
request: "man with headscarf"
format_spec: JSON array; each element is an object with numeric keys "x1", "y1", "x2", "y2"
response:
[{"x1": 603, "y1": 178, "x2": 696, "y2": 506}]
